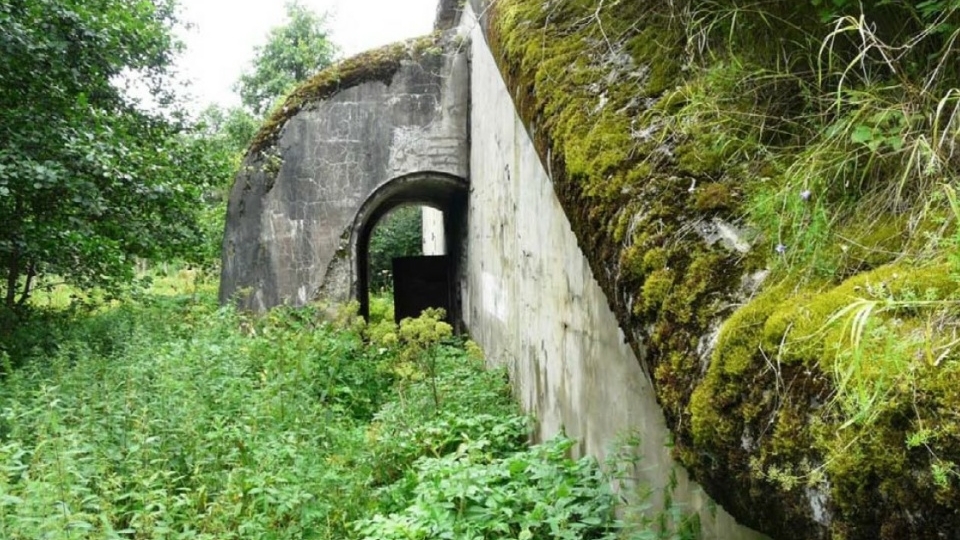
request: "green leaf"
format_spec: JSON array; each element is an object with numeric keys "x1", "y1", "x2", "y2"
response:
[
  {"x1": 851, "y1": 125, "x2": 875, "y2": 145},
  {"x1": 886, "y1": 135, "x2": 905, "y2": 152}
]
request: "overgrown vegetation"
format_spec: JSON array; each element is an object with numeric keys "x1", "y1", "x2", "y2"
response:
[
  {"x1": 0, "y1": 0, "x2": 236, "y2": 315},
  {"x1": 0, "y1": 278, "x2": 694, "y2": 539},
  {"x1": 488, "y1": 0, "x2": 960, "y2": 537}
]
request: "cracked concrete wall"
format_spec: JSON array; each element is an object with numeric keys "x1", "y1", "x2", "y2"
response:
[
  {"x1": 220, "y1": 39, "x2": 469, "y2": 311},
  {"x1": 448, "y1": 5, "x2": 766, "y2": 538}
]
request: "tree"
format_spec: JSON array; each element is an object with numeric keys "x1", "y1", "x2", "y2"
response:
[
  {"x1": 192, "y1": 104, "x2": 260, "y2": 262},
  {"x1": 369, "y1": 206, "x2": 424, "y2": 292},
  {"x1": 0, "y1": 0, "x2": 218, "y2": 311},
  {"x1": 236, "y1": 1, "x2": 338, "y2": 116},
  {"x1": 196, "y1": 105, "x2": 259, "y2": 157}
]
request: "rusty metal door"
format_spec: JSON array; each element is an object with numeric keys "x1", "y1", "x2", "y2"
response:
[{"x1": 392, "y1": 255, "x2": 451, "y2": 323}]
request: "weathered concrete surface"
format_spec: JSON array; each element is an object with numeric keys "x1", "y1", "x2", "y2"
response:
[
  {"x1": 219, "y1": 35, "x2": 469, "y2": 311},
  {"x1": 218, "y1": 3, "x2": 767, "y2": 536},
  {"x1": 451, "y1": 4, "x2": 766, "y2": 538},
  {"x1": 422, "y1": 208, "x2": 445, "y2": 255}
]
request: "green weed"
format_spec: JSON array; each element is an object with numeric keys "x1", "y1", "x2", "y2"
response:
[{"x1": 0, "y1": 290, "x2": 690, "y2": 539}]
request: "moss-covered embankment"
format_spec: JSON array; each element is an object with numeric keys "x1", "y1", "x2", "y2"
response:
[{"x1": 484, "y1": 0, "x2": 960, "y2": 538}]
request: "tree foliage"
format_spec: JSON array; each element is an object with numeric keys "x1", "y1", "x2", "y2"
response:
[
  {"x1": 236, "y1": 1, "x2": 338, "y2": 116},
  {"x1": 0, "y1": 0, "x2": 221, "y2": 311},
  {"x1": 196, "y1": 105, "x2": 259, "y2": 158},
  {"x1": 191, "y1": 105, "x2": 260, "y2": 262},
  {"x1": 369, "y1": 206, "x2": 424, "y2": 292}
]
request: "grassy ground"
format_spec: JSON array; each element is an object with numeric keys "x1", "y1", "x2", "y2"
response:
[{"x1": 0, "y1": 274, "x2": 692, "y2": 539}]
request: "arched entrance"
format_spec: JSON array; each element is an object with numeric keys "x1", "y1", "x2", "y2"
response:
[{"x1": 351, "y1": 171, "x2": 468, "y2": 323}]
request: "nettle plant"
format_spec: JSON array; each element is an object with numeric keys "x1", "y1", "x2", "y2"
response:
[
  {"x1": 355, "y1": 436, "x2": 619, "y2": 540},
  {"x1": 0, "y1": 278, "x2": 703, "y2": 540}
]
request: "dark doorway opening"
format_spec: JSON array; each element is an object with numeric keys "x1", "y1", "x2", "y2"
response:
[{"x1": 392, "y1": 255, "x2": 451, "y2": 323}]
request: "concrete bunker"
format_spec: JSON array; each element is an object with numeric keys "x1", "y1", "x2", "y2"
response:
[
  {"x1": 352, "y1": 171, "x2": 467, "y2": 322},
  {"x1": 218, "y1": 31, "x2": 469, "y2": 312}
]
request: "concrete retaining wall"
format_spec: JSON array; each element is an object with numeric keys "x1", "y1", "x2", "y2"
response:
[
  {"x1": 449, "y1": 6, "x2": 766, "y2": 538},
  {"x1": 422, "y1": 208, "x2": 446, "y2": 256}
]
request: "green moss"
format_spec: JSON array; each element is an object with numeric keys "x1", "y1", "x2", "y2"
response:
[
  {"x1": 642, "y1": 248, "x2": 668, "y2": 273},
  {"x1": 618, "y1": 244, "x2": 645, "y2": 282},
  {"x1": 693, "y1": 183, "x2": 735, "y2": 212},
  {"x1": 723, "y1": 284, "x2": 795, "y2": 375},
  {"x1": 690, "y1": 282, "x2": 792, "y2": 447},
  {"x1": 626, "y1": 27, "x2": 684, "y2": 96},
  {"x1": 691, "y1": 261, "x2": 960, "y2": 533},
  {"x1": 677, "y1": 139, "x2": 728, "y2": 178},
  {"x1": 569, "y1": 111, "x2": 635, "y2": 193},
  {"x1": 640, "y1": 269, "x2": 675, "y2": 313},
  {"x1": 761, "y1": 263, "x2": 959, "y2": 364},
  {"x1": 697, "y1": 262, "x2": 958, "y2": 417}
]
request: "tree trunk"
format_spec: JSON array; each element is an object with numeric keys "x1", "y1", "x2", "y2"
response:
[
  {"x1": 1, "y1": 254, "x2": 21, "y2": 346},
  {"x1": 4, "y1": 254, "x2": 19, "y2": 310},
  {"x1": 16, "y1": 262, "x2": 36, "y2": 308}
]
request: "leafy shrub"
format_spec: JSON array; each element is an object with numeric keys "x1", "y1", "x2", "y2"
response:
[
  {"x1": 356, "y1": 436, "x2": 619, "y2": 540},
  {"x1": 0, "y1": 289, "x2": 696, "y2": 539}
]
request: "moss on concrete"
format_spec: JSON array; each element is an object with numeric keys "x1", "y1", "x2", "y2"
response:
[
  {"x1": 248, "y1": 34, "x2": 441, "y2": 157},
  {"x1": 486, "y1": 0, "x2": 960, "y2": 537}
]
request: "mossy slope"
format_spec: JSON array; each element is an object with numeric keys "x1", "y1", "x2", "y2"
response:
[{"x1": 485, "y1": 0, "x2": 960, "y2": 538}]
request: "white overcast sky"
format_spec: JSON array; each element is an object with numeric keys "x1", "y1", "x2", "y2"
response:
[{"x1": 174, "y1": 0, "x2": 440, "y2": 110}]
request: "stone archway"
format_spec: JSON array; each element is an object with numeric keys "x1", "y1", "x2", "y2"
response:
[
  {"x1": 217, "y1": 31, "x2": 468, "y2": 313},
  {"x1": 349, "y1": 171, "x2": 468, "y2": 322}
]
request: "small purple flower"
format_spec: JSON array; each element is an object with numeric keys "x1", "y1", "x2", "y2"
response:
[
  {"x1": 775, "y1": 243, "x2": 787, "y2": 255},
  {"x1": 800, "y1": 189, "x2": 812, "y2": 201}
]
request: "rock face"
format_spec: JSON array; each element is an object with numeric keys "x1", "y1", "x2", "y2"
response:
[{"x1": 219, "y1": 34, "x2": 469, "y2": 311}]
